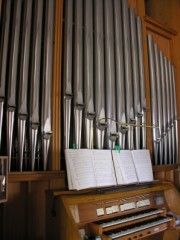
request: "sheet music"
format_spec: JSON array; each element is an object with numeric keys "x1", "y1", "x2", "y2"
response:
[
  {"x1": 112, "y1": 150, "x2": 138, "y2": 184},
  {"x1": 131, "y1": 149, "x2": 154, "y2": 182},
  {"x1": 65, "y1": 149, "x2": 154, "y2": 190},
  {"x1": 65, "y1": 149, "x2": 96, "y2": 190},
  {"x1": 65, "y1": 152, "x2": 75, "y2": 190},
  {"x1": 92, "y1": 150, "x2": 117, "y2": 187}
]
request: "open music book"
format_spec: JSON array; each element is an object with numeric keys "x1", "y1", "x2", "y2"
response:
[{"x1": 65, "y1": 149, "x2": 154, "y2": 190}]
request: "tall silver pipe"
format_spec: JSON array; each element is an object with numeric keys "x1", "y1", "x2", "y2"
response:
[
  {"x1": 154, "y1": 44, "x2": 163, "y2": 164},
  {"x1": 7, "y1": 0, "x2": 22, "y2": 171},
  {"x1": 84, "y1": 0, "x2": 95, "y2": 149},
  {"x1": 41, "y1": 0, "x2": 54, "y2": 170},
  {"x1": 63, "y1": 0, "x2": 73, "y2": 149},
  {"x1": 104, "y1": 0, "x2": 118, "y2": 149},
  {"x1": 73, "y1": 0, "x2": 84, "y2": 149},
  {"x1": 0, "y1": 0, "x2": 11, "y2": 151},
  {"x1": 114, "y1": 0, "x2": 127, "y2": 149},
  {"x1": 171, "y1": 65, "x2": 178, "y2": 163},
  {"x1": 29, "y1": 0, "x2": 43, "y2": 170},
  {"x1": 94, "y1": 0, "x2": 107, "y2": 149},
  {"x1": 164, "y1": 56, "x2": 172, "y2": 164},
  {"x1": 147, "y1": 35, "x2": 159, "y2": 164},
  {"x1": 159, "y1": 51, "x2": 167, "y2": 164},
  {"x1": 136, "y1": 16, "x2": 147, "y2": 149},
  {"x1": 168, "y1": 60, "x2": 175, "y2": 164},
  {"x1": 18, "y1": 0, "x2": 32, "y2": 171},
  {"x1": 122, "y1": 0, "x2": 135, "y2": 149},
  {"x1": 129, "y1": 8, "x2": 142, "y2": 150}
]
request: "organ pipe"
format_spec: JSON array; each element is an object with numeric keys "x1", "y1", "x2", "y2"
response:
[
  {"x1": 73, "y1": 0, "x2": 84, "y2": 149},
  {"x1": 84, "y1": 0, "x2": 95, "y2": 149},
  {"x1": 121, "y1": 0, "x2": 135, "y2": 150},
  {"x1": 29, "y1": 0, "x2": 43, "y2": 170},
  {"x1": 7, "y1": 0, "x2": 22, "y2": 170},
  {"x1": 94, "y1": 0, "x2": 107, "y2": 149},
  {"x1": 114, "y1": 0, "x2": 127, "y2": 149},
  {"x1": 104, "y1": 0, "x2": 118, "y2": 149},
  {"x1": 18, "y1": 0, "x2": 32, "y2": 171},
  {"x1": 63, "y1": 0, "x2": 73, "y2": 149}
]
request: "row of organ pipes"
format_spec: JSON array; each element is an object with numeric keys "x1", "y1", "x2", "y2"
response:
[
  {"x1": 0, "y1": 0, "x2": 54, "y2": 171},
  {"x1": 0, "y1": 0, "x2": 178, "y2": 172},
  {"x1": 63, "y1": 0, "x2": 178, "y2": 165}
]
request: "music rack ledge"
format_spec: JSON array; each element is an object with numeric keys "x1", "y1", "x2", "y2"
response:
[{"x1": 8, "y1": 170, "x2": 66, "y2": 183}]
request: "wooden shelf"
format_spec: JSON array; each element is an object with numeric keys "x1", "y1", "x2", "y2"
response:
[{"x1": 8, "y1": 170, "x2": 66, "y2": 183}]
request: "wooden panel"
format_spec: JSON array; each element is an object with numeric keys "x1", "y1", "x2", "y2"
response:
[
  {"x1": 1, "y1": 172, "x2": 66, "y2": 240},
  {"x1": 145, "y1": 17, "x2": 176, "y2": 58},
  {"x1": 8, "y1": 171, "x2": 65, "y2": 182},
  {"x1": 51, "y1": 0, "x2": 64, "y2": 170},
  {"x1": 3, "y1": 182, "x2": 28, "y2": 239},
  {"x1": 145, "y1": 0, "x2": 180, "y2": 32},
  {"x1": 153, "y1": 165, "x2": 177, "y2": 183}
]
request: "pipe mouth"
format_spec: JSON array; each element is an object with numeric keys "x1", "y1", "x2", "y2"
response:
[
  {"x1": 96, "y1": 122, "x2": 107, "y2": 131},
  {"x1": 154, "y1": 137, "x2": 161, "y2": 143},
  {"x1": 109, "y1": 132, "x2": 119, "y2": 141},
  {"x1": 18, "y1": 114, "x2": 28, "y2": 120},
  {"x1": 64, "y1": 93, "x2": 73, "y2": 100},
  {"x1": 120, "y1": 125, "x2": 129, "y2": 133},
  {"x1": 137, "y1": 111, "x2": 143, "y2": 117},
  {"x1": 85, "y1": 111, "x2": 95, "y2": 120},
  {"x1": 30, "y1": 123, "x2": 39, "y2": 129},
  {"x1": 143, "y1": 106, "x2": 148, "y2": 112},
  {"x1": 75, "y1": 102, "x2": 84, "y2": 110},
  {"x1": 42, "y1": 132, "x2": 52, "y2": 139},
  {"x1": 0, "y1": 98, "x2": 5, "y2": 102},
  {"x1": 7, "y1": 106, "x2": 16, "y2": 112}
]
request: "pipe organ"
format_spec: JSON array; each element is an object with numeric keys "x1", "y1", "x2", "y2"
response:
[
  {"x1": 62, "y1": 0, "x2": 178, "y2": 165},
  {"x1": 0, "y1": 0, "x2": 178, "y2": 169},
  {"x1": 0, "y1": 0, "x2": 54, "y2": 171}
]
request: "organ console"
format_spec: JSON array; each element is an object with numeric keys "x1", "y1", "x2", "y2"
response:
[{"x1": 46, "y1": 181, "x2": 180, "y2": 240}]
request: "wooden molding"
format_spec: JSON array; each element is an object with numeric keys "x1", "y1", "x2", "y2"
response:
[
  {"x1": 51, "y1": 0, "x2": 64, "y2": 170},
  {"x1": 145, "y1": 16, "x2": 177, "y2": 36},
  {"x1": 8, "y1": 171, "x2": 65, "y2": 183}
]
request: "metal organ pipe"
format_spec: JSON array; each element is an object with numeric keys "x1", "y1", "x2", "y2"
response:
[
  {"x1": 104, "y1": 0, "x2": 118, "y2": 149},
  {"x1": 171, "y1": 65, "x2": 179, "y2": 163},
  {"x1": 29, "y1": 0, "x2": 43, "y2": 170},
  {"x1": 164, "y1": 57, "x2": 172, "y2": 164},
  {"x1": 154, "y1": 44, "x2": 163, "y2": 164},
  {"x1": 7, "y1": 0, "x2": 22, "y2": 170},
  {"x1": 41, "y1": 0, "x2": 54, "y2": 170},
  {"x1": 121, "y1": 0, "x2": 135, "y2": 150},
  {"x1": 18, "y1": 0, "x2": 32, "y2": 171},
  {"x1": 147, "y1": 35, "x2": 159, "y2": 164},
  {"x1": 94, "y1": 0, "x2": 106, "y2": 149},
  {"x1": 129, "y1": 8, "x2": 142, "y2": 150},
  {"x1": 114, "y1": 0, "x2": 127, "y2": 149},
  {"x1": 84, "y1": 0, "x2": 95, "y2": 149},
  {"x1": 73, "y1": 0, "x2": 84, "y2": 149},
  {"x1": 0, "y1": 0, "x2": 11, "y2": 152},
  {"x1": 136, "y1": 16, "x2": 147, "y2": 149},
  {"x1": 63, "y1": 0, "x2": 73, "y2": 149},
  {"x1": 168, "y1": 61, "x2": 175, "y2": 164},
  {"x1": 159, "y1": 51, "x2": 168, "y2": 164}
]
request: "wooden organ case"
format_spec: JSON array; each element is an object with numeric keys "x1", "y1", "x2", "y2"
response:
[{"x1": 46, "y1": 182, "x2": 180, "y2": 240}]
